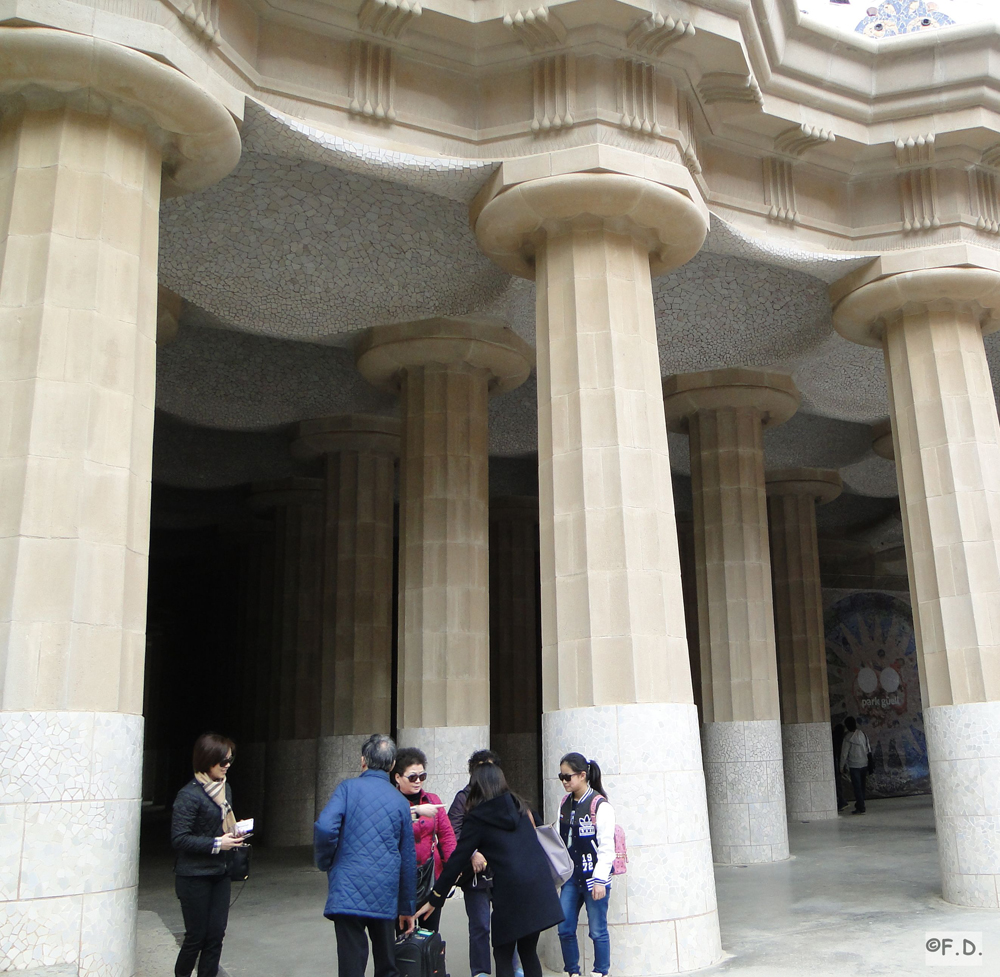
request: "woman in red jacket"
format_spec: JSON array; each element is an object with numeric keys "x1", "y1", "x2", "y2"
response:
[{"x1": 392, "y1": 746, "x2": 457, "y2": 932}]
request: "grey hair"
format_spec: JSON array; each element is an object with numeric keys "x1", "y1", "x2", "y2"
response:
[{"x1": 362, "y1": 733, "x2": 396, "y2": 772}]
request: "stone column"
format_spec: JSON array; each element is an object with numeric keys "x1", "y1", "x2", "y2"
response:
[
  {"x1": 765, "y1": 468, "x2": 842, "y2": 822},
  {"x1": 291, "y1": 415, "x2": 400, "y2": 814},
  {"x1": 474, "y1": 163, "x2": 723, "y2": 973},
  {"x1": 0, "y1": 28, "x2": 238, "y2": 972},
  {"x1": 663, "y1": 369, "x2": 799, "y2": 865},
  {"x1": 357, "y1": 318, "x2": 532, "y2": 805},
  {"x1": 250, "y1": 479, "x2": 324, "y2": 846},
  {"x1": 489, "y1": 496, "x2": 541, "y2": 808},
  {"x1": 833, "y1": 263, "x2": 1000, "y2": 908}
]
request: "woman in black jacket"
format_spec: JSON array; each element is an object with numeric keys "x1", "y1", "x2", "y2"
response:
[
  {"x1": 418, "y1": 764, "x2": 563, "y2": 977},
  {"x1": 171, "y1": 732, "x2": 249, "y2": 977}
]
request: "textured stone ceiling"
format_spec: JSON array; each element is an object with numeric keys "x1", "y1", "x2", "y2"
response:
[{"x1": 154, "y1": 102, "x2": 928, "y2": 511}]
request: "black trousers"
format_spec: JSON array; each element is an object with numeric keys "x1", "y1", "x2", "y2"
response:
[
  {"x1": 495, "y1": 932, "x2": 540, "y2": 977},
  {"x1": 849, "y1": 766, "x2": 867, "y2": 813},
  {"x1": 175, "y1": 874, "x2": 231, "y2": 977},
  {"x1": 333, "y1": 915, "x2": 399, "y2": 977},
  {"x1": 464, "y1": 886, "x2": 492, "y2": 976}
]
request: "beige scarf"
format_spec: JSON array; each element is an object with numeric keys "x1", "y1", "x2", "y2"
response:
[{"x1": 196, "y1": 772, "x2": 237, "y2": 834}]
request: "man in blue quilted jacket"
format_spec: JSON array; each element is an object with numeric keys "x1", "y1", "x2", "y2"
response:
[{"x1": 315, "y1": 733, "x2": 418, "y2": 977}]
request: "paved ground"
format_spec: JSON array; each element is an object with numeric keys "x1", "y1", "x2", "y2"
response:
[{"x1": 138, "y1": 796, "x2": 1000, "y2": 976}]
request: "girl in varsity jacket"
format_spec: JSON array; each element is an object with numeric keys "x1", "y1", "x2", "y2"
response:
[{"x1": 556, "y1": 752, "x2": 616, "y2": 977}]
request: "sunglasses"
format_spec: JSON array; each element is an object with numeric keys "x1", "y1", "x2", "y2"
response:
[
  {"x1": 220, "y1": 756, "x2": 233, "y2": 767},
  {"x1": 405, "y1": 772, "x2": 427, "y2": 783},
  {"x1": 557, "y1": 773, "x2": 577, "y2": 783}
]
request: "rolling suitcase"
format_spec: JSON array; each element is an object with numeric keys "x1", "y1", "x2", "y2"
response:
[{"x1": 395, "y1": 928, "x2": 447, "y2": 977}]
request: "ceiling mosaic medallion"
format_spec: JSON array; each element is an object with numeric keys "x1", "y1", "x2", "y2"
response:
[{"x1": 855, "y1": 1, "x2": 955, "y2": 37}]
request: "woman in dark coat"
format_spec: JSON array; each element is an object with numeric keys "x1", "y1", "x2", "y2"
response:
[
  {"x1": 418, "y1": 764, "x2": 563, "y2": 977},
  {"x1": 171, "y1": 732, "x2": 250, "y2": 977}
]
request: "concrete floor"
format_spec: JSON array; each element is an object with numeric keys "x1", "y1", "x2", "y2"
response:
[{"x1": 138, "y1": 795, "x2": 1000, "y2": 977}]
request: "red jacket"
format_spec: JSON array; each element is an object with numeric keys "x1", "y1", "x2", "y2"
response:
[{"x1": 409, "y1": 790, "x2": 457, "y2": 877}]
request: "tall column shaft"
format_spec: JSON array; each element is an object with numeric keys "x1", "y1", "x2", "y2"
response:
[
  {"x1": 252, "y1": 479, "x2": 324, "y2": 846},
  {"x1": 834, "y1": 265, "x2": 1000, "y2": 908},
  {"x1": 766, "y1": 470, "x2": 842, "y2": 822},
  {"x1": 475, "y1": 169, "x2": 722, "y2": 974},
  {"x1": 0, "y1": 27, "x2": 239, "y2": 973},
  {"x1": 358, "y1": 319, "x2": 532, "y2": 805},
  {"x1": 489, "y1": 497, "x2": 541, "y2": 807},
  {"x1": 664, "y1": 370, "x2": 799, "y2": 865},
  {"x1": 293, "y1": 415, "x2": 399, "y2": 812}
]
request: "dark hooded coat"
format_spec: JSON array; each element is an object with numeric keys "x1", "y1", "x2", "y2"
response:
[{"x1": 428, "y1": 791, "x2": 563, "y2": 945}]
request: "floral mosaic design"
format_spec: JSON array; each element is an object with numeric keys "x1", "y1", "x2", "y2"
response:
[
  {"x1": 855, "y1": 1, "x2": 955, "y2": 38},
  {"x1": 825, "y1": 592, "x2": 930, "y2": 798}
]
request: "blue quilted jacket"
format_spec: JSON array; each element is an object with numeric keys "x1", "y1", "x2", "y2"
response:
[{"x1": 314, "y1": 768, "x2": 417, "y2": 920}]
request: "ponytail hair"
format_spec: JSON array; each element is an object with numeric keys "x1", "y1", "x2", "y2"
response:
[{"x1": 560, "y1": 751, "x2": 608, "y2": 800}]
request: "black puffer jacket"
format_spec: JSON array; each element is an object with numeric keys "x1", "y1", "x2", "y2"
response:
[{"x1": 171, "y1": 779, "x2": 233, "y2": 877}]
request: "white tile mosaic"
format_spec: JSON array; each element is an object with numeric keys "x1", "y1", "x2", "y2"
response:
[
  {"x1": 79, "y1": 886, "x2": 138, "y2": 977},
  {"x1": 926, "y1": 702, "x2": 1000, "y2": 908},
  {"x1": 0, "y1": 803, "x2": 25, "y2": 901},
  {"x1": 781, "y1": 722, "x2": 838, "y2": 820},
  {"x1": 702, "y1": 720, "x2": 790, "y2": 863},
  {"x1": 0, "y1": 894, "x2": 81, "y2": 970}
]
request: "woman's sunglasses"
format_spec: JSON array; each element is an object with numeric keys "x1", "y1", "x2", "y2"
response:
[
  {"x1": 405, "y1": 772, "x2": 427, "y2": 783},
  {"x1": 220, "y1": 756, "x2": 233, "y2": 767},
  {"x1": 557, "y1": 773, "x2": 576, "y2": 783}
]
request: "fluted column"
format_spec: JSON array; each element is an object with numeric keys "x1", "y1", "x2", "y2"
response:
[
  {"x1": 357, "y1": 318, "x2": 532, "y2": 804},
  {"x1": 0, "y1": 28, "x2": 239, "y2": 972},
  {"x1": 292, "y1": 415, "x2": 400, "y2": 813},
  {"x1": 834, "y1": 263, "x2": 1000, "y2": 908},
  {"x1": 765, "y1": 469, "x2": 842, "y2": 822},
  {"x1": 250, "y1": 479, "x2": 324, "y2": 846},
  {"x1": 489, "y1": 497, "x2": 541, "y2": 808},
  {"x1": 663, "y1": 369, "x2": 799, "y2": 865},
  {"x1": 474, "y1": 163, "x2": 723, "y2": 973}
]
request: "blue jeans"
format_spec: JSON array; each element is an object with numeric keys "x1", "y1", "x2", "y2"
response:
[{"x1": 558, "y1": 878, "x2": 610, "y2": 976}]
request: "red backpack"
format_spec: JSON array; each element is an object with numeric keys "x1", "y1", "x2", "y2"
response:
[{"x1": 560, "y1": 793, "x2": 628, "y2": 876}]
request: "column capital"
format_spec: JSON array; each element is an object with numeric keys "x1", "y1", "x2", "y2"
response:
[
  {"x1": 662, "y1": 368, "x2": 800, "y2": 433},
  {"x1": 765, "y1": 468, "x2": 842, "y2": 504},
  {"x1": 0, "y1": 27, "x2": 240, "y2": 195},
  {"x1": 871, "y1": 418, "x2": 894, "y2": 460},
  {"x1": 355, "y1": 316, "x2": 533, "y2": 396},
  {"x1": 832, "y1": 265, "x2": 1000, "y2": 348},
  {"x1": 291, "y1": 414, "x2": 401, "y2": 461},
  {"x1": 471, "y1": 166, "x2": 707, "y2": 280},
  {"x1": 249, "y1": 477, "x2": 324, "y2": 510}
]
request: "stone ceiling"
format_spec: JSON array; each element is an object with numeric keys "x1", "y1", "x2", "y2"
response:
[{"x1": 154, "y1": 100, "x2": 1000, "y2": 534}]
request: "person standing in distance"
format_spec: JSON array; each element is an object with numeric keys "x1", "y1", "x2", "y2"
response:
[
  {"x1": 556, "y1": 753, "x2": 617, "y2": 977},
  {"x1": 314, "y1": 733, "x2": 417, "y2": 977},
  {"x1": 839, "y1": 716, "x2": 871, "y2": 815},
  {"x1": 448, "y1": 749, "x2": 503, "y2": 977}
]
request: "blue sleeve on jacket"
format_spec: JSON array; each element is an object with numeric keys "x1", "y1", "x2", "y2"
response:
[
  {"x1": 398, "y1": 799, "x2": 417, "y2": 916},
  {"x1": 315, "y1": 781, "x2": 348, "y2": 872}
]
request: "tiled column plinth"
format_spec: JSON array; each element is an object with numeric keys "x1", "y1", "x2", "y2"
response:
[
  {"x1": 0, "y1": 28, "x2": 238, "y2": 974},
  {"x1": 263, "y1": 738, "x2": 317, "y2": 847},
  {"x1": 398, "y1": 725, "x2": 490, "y2": 808},
  {"x1": 781, "y1": 723, "x2": 838, "y2": 821},
  {"x1": 925, "y1": 702, "x2": 1000, "y2": 907},
  {"x1": 701, "y1": 720, "x2": 788, "y2": 863},
  {"x1": 542, "y1": 704, "x2": 721, "y2": 975},
  {"x1": 316, "y1": 733, "x2": 370, "y2": 813},
  {"x1": 766, "y1": 469, "x2": 842, "y2": 823},
  {"x1": 475, "y1": 165, "x2": 722, "y2": 971},
  {"x1": 664, "y1": 370, "x2": 799, "y2": 866},
  {"x1": 358, "y1": 319, "x2": 532, "y2": 793},
  {"x1": 0, "y1": 712, "x2": 143, "y2": 973},
  {"x1": 833, "y1": 264, "x2": 1000, "y2": 907}
]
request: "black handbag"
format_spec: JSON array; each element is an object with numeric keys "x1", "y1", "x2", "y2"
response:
[
  {"x1": 867, "y1": 752, "x2": 875, "y2": 776},
  {"x1": 415, "y1": 855, "x2": 435, "y2": 904},
  {"x1": 228, "y1": 844, "x2": 252, "y2": 882}
]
